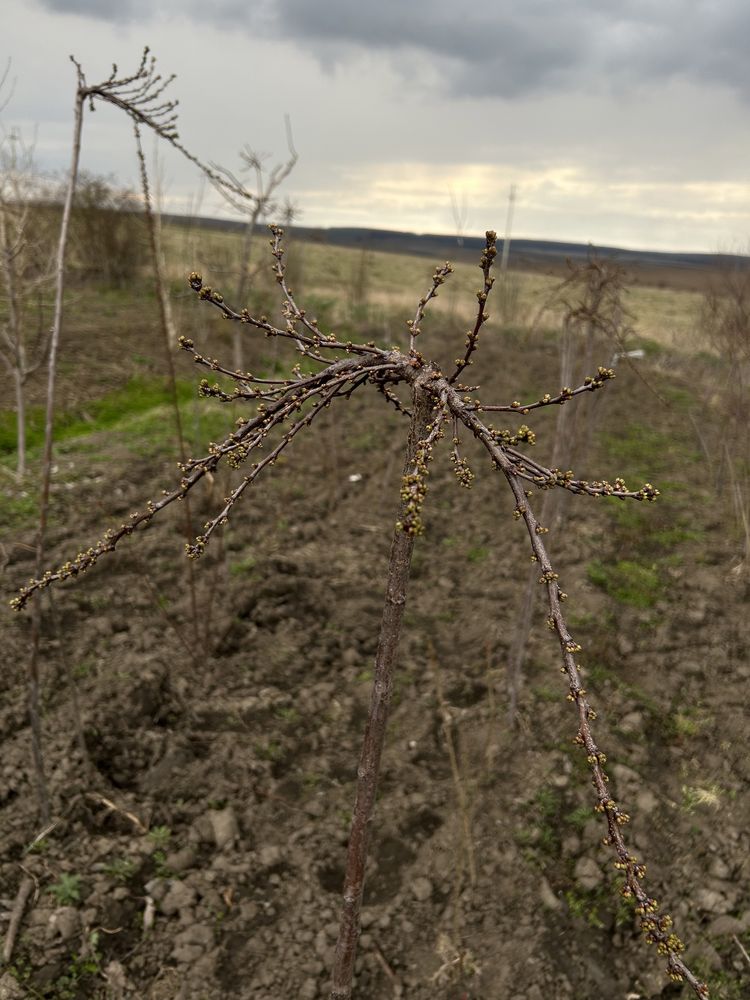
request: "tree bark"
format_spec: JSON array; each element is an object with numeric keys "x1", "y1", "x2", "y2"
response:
[{"x1": 330, "y1": 385, "x2": 433, "y2": 1000}]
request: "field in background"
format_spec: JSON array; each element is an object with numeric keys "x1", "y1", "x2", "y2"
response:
[{"x1": 162, "y1": 221, "x2": 708, "y2": 353}]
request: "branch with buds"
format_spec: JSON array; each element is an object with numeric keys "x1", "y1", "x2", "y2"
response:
[{"x1": 12, "y1": 227, "x2": 709, "y2": 1000}]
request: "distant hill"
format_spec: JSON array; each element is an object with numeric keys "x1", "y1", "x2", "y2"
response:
[{"x1": 164, "y1": 214, "x2": 750, "y2": 290}]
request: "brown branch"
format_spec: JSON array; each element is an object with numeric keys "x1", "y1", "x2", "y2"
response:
[
  {"x1": 330, "y1": 380, "x2": 435, "y2": 1000},
  {"x1": 186, "y1": 381, "x2": 347, "y2": 557},
  {"x1": 474, "y1": 365, "x2": 616, "y2": 413},
  {"x1": 407, "y1": 260, "x2": 454, "y2": 353},
  {"x1": 448, "y1": 230, "x2": 496, "y2": 382},
  {"x1": 188, "y1": 267, "x2": 383, "y2": 360},
  {"x1": 2, "y1": 875, "x2": 34, "y2": 964},
  {"x1": 456, "y1": 401, "x2": 709, "y2": 999},
  {"x1": 12, "y1": 351, "x2": 405, "y2": 609},
  {"x1": 72, "y1": 47, "x2": 255, "y2": 205}
]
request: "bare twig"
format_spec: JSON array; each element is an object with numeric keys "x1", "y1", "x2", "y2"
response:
[
  {"x1": 2, "y1": 875, "x2": 34, "y2": 964},
  {"x1": 733, "y1": 934, "x2": 750, "y2": 970},
  {"x1": 432, "y1": 645, "x2": 477, "y2": 886}
]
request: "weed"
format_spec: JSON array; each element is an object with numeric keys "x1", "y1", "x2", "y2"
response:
[
  {"x1": 48, "y1": 873, "x2": 82, "y2": 906},
  {"x1": 667, "y1": 709, "x2": 706, "y2": 742},
  {"x1": 230, "y1": 555, "x2": 257, "y2": 575},
  {"x1": 48, "y1": 932, "x2": 103, "y2": 1000},
  {"x1": 255, "y1": 741, "x2": 284, "y2": 762},
  {"x1": 532, "y1": 684, "x2": 560, "y2": 703},
  {"x1": 26, "y1": 837, "x2": 49, "y2": 855},
  {"x1": 72, "y1": 659, "x2": 94, "y2": 680},
  {"x1": 153, "y1": 850, "x2": 174, "y2": 878},
  {"x1": 0, "y1": 490, "x2": 38, "y2": 529},
  {"x1": 566, "y1": 805, "x2": 593, "y2": 831},
  {"x1": 275, "y1": 706, "x2": 299, "y2": 723},
  {"x1": 681, "y1": 785, "x2": 722, "y2": 812},
  {"x1": 147, "y1": 825, "x2": 172, "y2": 849},
  {"x1": 564, "y1": 887, "x2": 606, "y2": 929},
  {"x1": 103, "y1": 857, "x2": 137, "y2": 883}
]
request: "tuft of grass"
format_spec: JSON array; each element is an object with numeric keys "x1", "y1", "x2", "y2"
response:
[
  {"x1": 48, "y1": 873, "x2": 82, "y2": 906},
  {"x1": 587, "y1": 559, "x2": 662, "y2": 608},
  {"x1": 666, "y1": 708, "x2": 708, "y2": 742},
  {"x1": 147, "y1": 825, "x2": 171, "y2": 849},
  {"x1": 0, "y1": 490, "x2": 38, "y2": 530},
  {"x1": 681, "y1": 784, "x2": 722, "y2": 812},
  {"x1": 564, "y1": 887, "x2": 606, "y2": 929},
  {"x1": 230, "y1": 555, "x2": 257, "y2": 576},
  {"x1": 103, "y1": 857, "x2": 137, "y2": 883},
  {"x1": 566, "y1": 805, "x2": 592, "y2": 830}
]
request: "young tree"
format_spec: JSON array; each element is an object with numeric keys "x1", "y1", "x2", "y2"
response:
[
  {"x1": 13, "y1": 227, "x2": 709, "y2": 1000},
  {"x1": 0, "y1": 128, "x2": 55, "y2": 479},
  {"x1": 700, "y1": 260, "x2": 750, "y2": 571},
  {"x1": 210, "y1": 116, "x2": 298, "y2": 370},
  {"x1": 24, "y1": 46, "x2": 260, "y2": 822}
]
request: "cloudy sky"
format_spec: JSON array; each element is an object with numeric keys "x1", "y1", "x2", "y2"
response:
[{"x1": 3, "y1": 0, "x2": 750, "y2": 252}]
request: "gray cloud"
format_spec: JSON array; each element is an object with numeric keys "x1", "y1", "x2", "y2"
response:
[
  {"x1": 39, "y1": 0, "x2": 150, "y2": 20},
  {"x1": 36, "y1": 0, "x2": 750, "y2": 100}
]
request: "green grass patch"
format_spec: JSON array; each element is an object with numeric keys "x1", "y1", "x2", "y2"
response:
[
  {"x1": 587, "y1": 559, "x2": 662, "y2": 608},
  {"x1": 0, "y1": 490, "x2": 38, "y2": 529},
  {"x1": 0, "y1": 376, "x2": 196, "y2": 456},
  {"x1": 598, "y1": 423, "x2": 701, "y2": 483}
]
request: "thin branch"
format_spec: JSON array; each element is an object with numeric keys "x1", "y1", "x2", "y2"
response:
[
  {"x1": 448, "y1": 230, "x2": 496, "y2": 382},
  {"x1": 459, "y1": 401, "x2": 708, "y2": 998},
  {"x1": 407, "y1": 260, "x2": 454, "y2": 353},
  {"x1": 188, "y1": 265, "x2": 383, "y2": 360},
  {"x1": 474, "y1": 365, "x2": 617, "y2": 413}
]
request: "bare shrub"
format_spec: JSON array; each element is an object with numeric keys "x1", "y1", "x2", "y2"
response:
[{"x1": 13, "y1": 227, "x2": 710, "y2": 1000}]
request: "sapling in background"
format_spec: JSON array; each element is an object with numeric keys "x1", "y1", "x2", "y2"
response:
[{"x1": 14, "y1": 227, "x2": 710, "y2": 999}]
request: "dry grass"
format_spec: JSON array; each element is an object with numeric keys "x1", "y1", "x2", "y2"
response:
[{"x1": 161, "y1": 221, "x2": 707, "y2": 353}]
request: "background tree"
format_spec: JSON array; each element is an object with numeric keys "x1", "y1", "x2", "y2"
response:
[
  {"x1": 0, "y1": 128, "x2": 55, "y2": 479},
  {"x1": 210, "y1": 115, "x2": 298, "y2": 370},
  {"x1": 699, "y1": 260, "x2": 750, "y2": 572}
]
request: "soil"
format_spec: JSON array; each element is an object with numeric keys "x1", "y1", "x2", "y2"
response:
[{"x1": 1, "y1": 300, "x2": 749, "y2": 1000}]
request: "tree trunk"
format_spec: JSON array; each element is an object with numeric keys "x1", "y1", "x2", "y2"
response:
[{"x1": 330, "y1": 386, "x2": 434, "y2": 1000}]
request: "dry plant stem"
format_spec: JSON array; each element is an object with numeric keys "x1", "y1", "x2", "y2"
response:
[
  {"x1": 330, "y1": 385, "x2": 434, "y2": 1000},
  {"x1": 0, "y1": 190, "x2": 48, "y2": 479},
  {"x1": 2, "y1": 874, "x2": 34, "y2": 964},
  {"x1": 45, "y1": 589, "x2": 91, "y2": 773},
  {"x1": 734, "y1": 934, "x2": 750, "y2": 970},
  {"x1": 215, "y1": 119, "x2": 297, "y2": 371},
  {"x1": 26, "y1": 83, "x2": 86, "y2": 824},
  {"x1": 72, "y1": 48, "x2": 254, "y2": 206},
  {"x1": 433, "y1": 647, "x2": 477, "y2": 886},
  {"x1": 135, "y1": 122, "x2": 200, "y2": 645}
]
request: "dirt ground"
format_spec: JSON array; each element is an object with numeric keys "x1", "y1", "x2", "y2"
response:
[{"x1": 1, "y1": 282, "x2": 749, "y2": 999}]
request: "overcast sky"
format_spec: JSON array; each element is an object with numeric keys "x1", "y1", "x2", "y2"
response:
[{"x1": 3, "y1": 0, "x2": 750, "y2": 252}]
